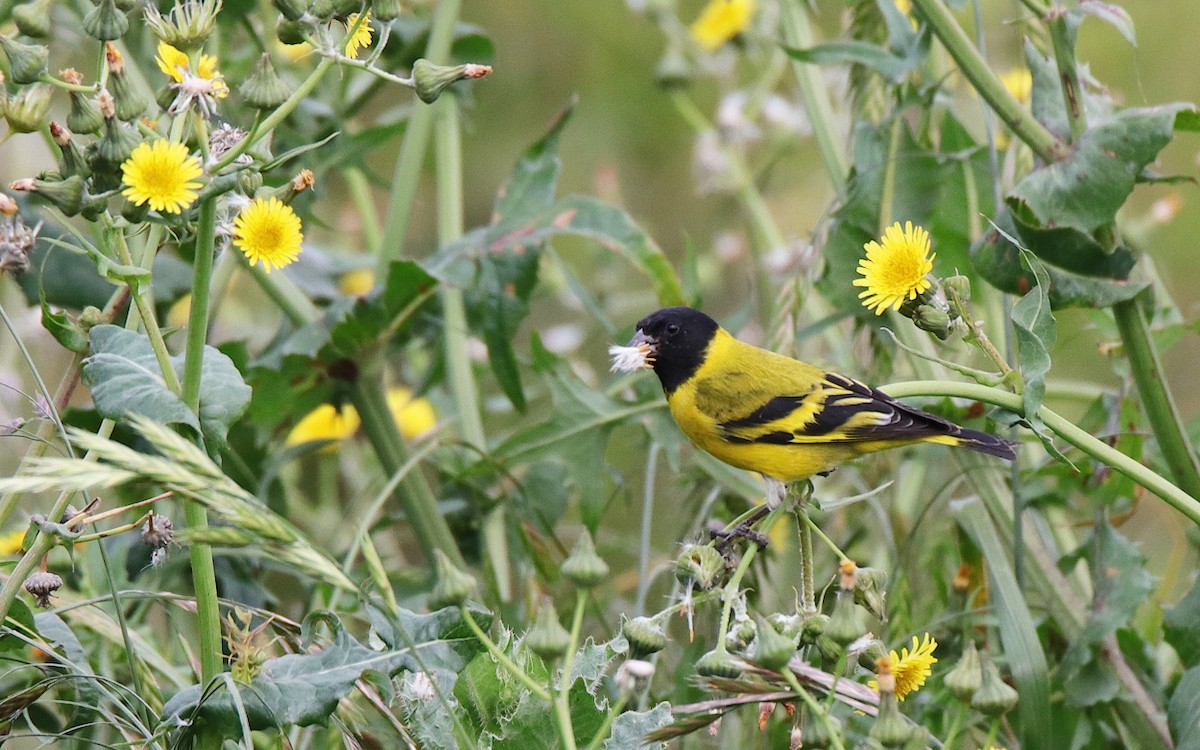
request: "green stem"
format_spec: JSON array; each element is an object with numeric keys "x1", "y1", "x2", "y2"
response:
[
  {"x1": 349, "y1": 354, "x2": 465, "y2": 568},
  {"x1": 459, "y1": 606, "x2": 552, "y2": 701},
  {"x1": 781, "y1": 670, "x2": 848, "y2": 750},
  {"x1": 583, "y1": 694, "x2": 629, "y2": 750},
  {"x1": 715, "y1": 505, "x2": 787, "y2": 647},
  {"x1": 109, "y1": 226, "x2": 181, "y2": 394},
  {"x1": 879, "y1": 117, "x2": 902, "y2": 231},
  {"x1": 376, "y1": 0, "x2": 461, "y2": 269},
  {"x1": 1046, "y1": 8, "x2": 1086, "y2": 143},
  {"x1": 797, "y1": 509, "x2": 816, "y2": 614},
  {"x1": 178, "y1": 197, "x2": 223, "y2": 682},
  {"x1": 344, "y1": 166, "x2": 382, "y2": 254},
  {"x1": 909, "y1": 0, "x2": 1067, "y2": 162},
  {"x1": 555, "y1": 590, "x2": 588, "y2": 750},
  {"x1": 1111, "y1": 297, "x2": 1200, "y2": 500},
  {"x1": 882, "y1": 380, "x2": 1200, "y2": 525},
  {"x1": 242, "y1": 259, "x2": 321, "y2": 325},
  {"x1": 778, "y1": 0, "x2": 849, "y2": 192}
]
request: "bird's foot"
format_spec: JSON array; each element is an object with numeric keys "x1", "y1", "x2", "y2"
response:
[{"x1": 709, "y1": 506, "x2": 772, "y2": 551}]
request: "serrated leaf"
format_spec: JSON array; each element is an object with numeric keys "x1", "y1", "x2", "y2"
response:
[
  {"x1": 162, "y1": 612, "x2": 476, "y2": 734},
  {"x1": 493, "y1": 103, "x2": 572, "y2": 223},
  {"x1": 1008, "y1": 104, "x2": 1186, "y2": 238},
  {"x1": 1165, "y1": 574, "x2": 1200, "y2": 669},
  {"x1": 604, "y1": 702, "x2": 672, "y2": 750},
  {"x1": 81, "y1": 325, "x2": 251, "y2": 453},
  {"x1": 324, "y1": 260, "x2": 438, "y2": 360},
  {"x1": 1170, "y1": 666, "x2": 1200, "y2": 750}
]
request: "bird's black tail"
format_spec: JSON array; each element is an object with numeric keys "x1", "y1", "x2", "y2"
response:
[{"x1": 943, "y1": 428, "x2": 1017, "y2": 460}]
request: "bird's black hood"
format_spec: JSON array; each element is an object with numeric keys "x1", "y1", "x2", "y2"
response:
[{"x1": 629, "y1": 307, "x2": 719, "y2": 394}]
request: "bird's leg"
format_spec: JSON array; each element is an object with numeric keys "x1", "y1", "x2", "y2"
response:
[
  {"x1": 711, "y1": 477, "x2": 789, "y2": 550},
  {"x1": 765, "y1": 476, "x2": 787, "y2": 510}
]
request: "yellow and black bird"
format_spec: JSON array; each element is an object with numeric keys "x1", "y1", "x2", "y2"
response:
[{"x1": 612, "y1": 307, "x2": 1015, "y2": 487}]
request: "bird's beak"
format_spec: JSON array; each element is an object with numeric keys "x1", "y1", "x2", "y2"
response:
[{"x1": 628, "y1": 329, "x2": 657, "y2": 353}]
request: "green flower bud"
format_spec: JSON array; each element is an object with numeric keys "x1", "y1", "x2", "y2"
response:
[
  {"x1": 144, "y1": 0, "x2": 220, "y2": 51},
  {"x1": 800, "y1": 612, "x2": 829, "y2": 646},
  {"x1": 78, "y1": 306, "x2": 105, "y2": 330},
  {"x1": 855, "y1": 638, "x2": 889, "y2": 671},
  {"x1": 13, "y1": 0, "x2": 54, "y2": 38},
  {"x1": 428, "y1": 549, "x2": 475, "y2": 609},
  {"x1": 3, "y1": 83, "x2": 51, "y2": 133},
  {"x1": 869, "y1": 668, "x2": 915, "y2": 748},
  {"x1": 239, "y1": 54, "x2": 291, "y2": 110},
  {"x1": 901, "y1": 729, "x2": 931, "y2": 750},
  {"x1": 695, "y1": 648, "x2": 742, "y2": 679},
  {"x1": 751, "y1": 616, "x2": 797, "y2": 671},
  {"x1": 971, "y1": 656, "x2": 1019, "y2": 716},
  {"x1": 121, "y1": 197, "x2": 149, "y2": 223},
  {"x1": 10, "y1": 174, "x2": 86, "y2": 216},
  {"x1": 561, "y1": 530, "x2": 609, "y2": 588},
  {"x1": 260, "y1": 169, "x2": 314, "y2": 205},
  {"x1": 675, "y1": 544, "x2": 727, "y2": 590},
  {"x1": 371, "y1": 0, "x2": 402, "y2": 22},
  {"x1": 524, "y1": 600, "x2": 570, "y2": 661},
  {"x1": 824, "y1": 592, "x2": 867, "y2": 646},
  {"x1": 1, "y1": 35, "x2": 49, "y2": 85},
  {"x1": 310, "y1": 0, "x2": 355, "y2": 21},
  {"x1": 621, "y1": 615, "x2": 667, "y2": 658},
  {"x1": 816, "y1": 633, "x2": 843, "y2": 663},
  {"x1": 768, "y1": 612, "x2": 802, "y2": 642},
  {"x1": 942, "y1": 274, "x2": 971, "y2": 302},
  {"x1": 654, "y1": 45, "x2": 691, "y2": 89},
  {"x1": 63, "y1": 70, "x2": 104, "y2": 134},
  {"x1": 276, "y1": 18, "x2": 314, "y2": 46},
  {"x1": 237, "y1": 169, "x2": 263, "y2": 195},
  {"x1": 912, "y1": 304, "x2": 952, "y2": 340},
  {"x1": 88, "y1": 116, "x2": 140, "y2": 183},
  {"x1": 411, "y1": 59, "x2": 492, "y2": 104},
  {"x1": 802, "y1": 709, "x2": 843, "y2": 749},
  {"x1": 944, "y1": 640, "x2": 982, "y2": 702},
  {"x1": 82, "y1": 0, "x2": 130, "y2": 41},
  {"x1": 105, "y1": 44, "x2": 148, "y2": 122},
  {"x1": 271, "y1": 0, "x2": 309, "y2": 21},
  {"x1": 854, "y1": 567, "x2": 888, "y2": 621},
  {"x1": 49, "y1": 122, "x2": 91, "y2": 179}
]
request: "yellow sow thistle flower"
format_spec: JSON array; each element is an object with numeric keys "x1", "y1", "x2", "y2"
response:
[
  {"x1": 1000, "y1": 68, "x2": 1033, "y2": 106},
  {"x1": 344, "y1": 11, "x2": 374, "y2": 59},
  {"x1": 156, "y1": 41, "x2": 229, "y2": 115},
  {"x1": 339, "y1": 267, "x2": 376, "y2": 296},
  {"x1": 868, "y1": 633, "x2": 938, "y2": 700},
  {"x1": 233, "y1": 197, "x2": 304, "y2": 272},
  {"x1": 387, "y1": 387, "x2": 436, "y2": 440},
  {"x1": 286, "y1": 403, "x2": 361, "y2": 449},
  {"x1": 0, "y1": 529, "x2": 26, "y2": 556},
  {"x1": 121, "y1": 140, "x2": 204, "y2": 214},
  {"x1": 690, "y1": 0, "x2": 754, "y2": 52},
  {"x1": 853, "y1": 221, "x2": 935, "y2": 314}
]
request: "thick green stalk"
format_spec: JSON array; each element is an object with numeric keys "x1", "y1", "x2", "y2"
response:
[
  {"x1": 1046, "y1": 8, "x2": 1086, "y2": 143},
  {"x1": 882, "y1": 380, "x2": 1200, "y2": 525},
  {"x1": 344, "y1": 166, "x2": 382, "y2": 254},
  {"x1": 350, "y1": 353, "x2": 466, "y2": 569},
  {"x1": 179, "y1": 198, "x2": 224, "y2": 682},
  {"x1": 779, "y1": 0, "x2": 849, "y2": 192},
  {"x1": 909, "y1": 0, "x2": 1067, "y2": 162},
  {"x1": 434, "y1": 93, "x2": 510, "y2": 598},
  {"x1": 555, "y1": 590, "x2": 588, "y2": 750},
  {"x1": 1111, "y1": 298, "x2": 1200, "y2": 500}
]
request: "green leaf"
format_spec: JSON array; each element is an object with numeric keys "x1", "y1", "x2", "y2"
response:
[
  {"x1": 0, "y1": 598, "x2": 37, "y2": 656},
  {"x1": 82, "y1": 325, "x2": 251, "y2": 452},
  {"x1": 1008, "y1": 104, "x2": 1186, "y2": 238},
  {"x1": 1074, "y1": 1, "x2": 1136, "y2": 46},
  {"x1": 34, "y1": 611, "x2": 103, "y2": 725},
  {"x1": 1026, "y1": 40, "x2": 1113, "y2": 143},
  {"x1": 39, "y1": 291, "x2": 90, "y2": 353},
  {"x1": 162, "y1": 612, "x2": 475, "y2": 734},
  {"x1": 783, "y1": 41, "x2": 915, "y2": 83},
  {"x1": 1165, "y1": 571, "x2": 1200, "y2": 669},
  {"x1": 604, "y1": 702, "x2": 672, "y2": 750},
  {"x1": 324, "y1": 260, "x2": 438, "y2": 360},
  {"x1": 955, "y1": 498, "x2": 1054, "y2": 750},
  {"x1": 1170, "y1": 665, "x2": 1200, "y2": 750},
  {"x1": 1059, "y1": 523, "x2": 1154, "y2": 707},
  {"x1": 493, "y1": 103, "x2": 572, "y2": 223},
  {"x1": 1009, "y1": 247, "x2": 1056, "y2": 444}
]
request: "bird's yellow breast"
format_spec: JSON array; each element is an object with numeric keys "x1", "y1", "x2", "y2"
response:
[{"x1": 663, "y1": 330, "x2": 901, "y2": 480}]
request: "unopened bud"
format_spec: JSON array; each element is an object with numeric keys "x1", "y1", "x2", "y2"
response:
[
  {"x1": 3, "y1": 83, "x2": 51, "y2": 133},
  {"x1": 560, "y1": 530, "x2": 609, "y2": 588},
  {"x1": 82, "y1": 0, "x2": 130, "y2": 41},
  {"x1": 695, "y1": 647, "x2": 742, "y2": 678},
  {"x1": 944, "y1": 640, "x2": 982, "y2": 702},
  {"x1": 10, "y1": 174, "x2": 86, "y2": 216},
  {"x1": 106, "y1": 44, "x2": 149, "y2": 121},
  {"x1": 13, "y1": 0, "x2": 54, "y2": 38},
  {"x1": 275, "y1": 17, "x2": 313, "y2": 45},
  {"x1": 67, "y1": 86, "x2": 105, "y2": 134},
  {"x1": 942, "y1": 274, "x2": 971, "y2": 302},
  {"x1": 675, "y1": 544, "x2": 727, "y2": 590},
  {"x1": 0, "y1": 35, "x2": 49, "y2": 84},
  {"x1": 524, "y1": 599, "x2": 570, "y2": 661},
  {"x1": 971, "y1": 656, "x2": 1019, "y2": 716},
  {"x1": 912, "y1": 304, "x2": 952, "y2": 340},
  {"x1": 751, "y1": 615, "x2": 797, "y2": 670},
  {"x1": 371, "y1": 0, "x2": 402, "y2": 21},
  {"x1": 621, "y1": 615, "x2": 667, "y2": 658},
  {"x1": 50, "y1": 123, "x2": 92, "y2": 178},
  {"x1": 271, "y1": 0, "x2": 309, "y2": 21},
  {"x1": 239, "y1": 53, "x2": 291, "y2": 110},
  {"x1": 428, "y1": 549, "x2": 475, "y2": 609},
  {"x1": 411, "y1": 59, "x2": 492, "y2": 104}
]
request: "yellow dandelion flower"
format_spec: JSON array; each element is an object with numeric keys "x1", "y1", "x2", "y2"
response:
[
  {"x1": 387, "y1": 387, "x2": 436, "y2": 440},
  {"x1": 868, "y1": 633, "x2": 938, "y2": 700},
  {"x1": 344, "y1": 11, "x2": 374, "y2": 59},
  {"x1": 0, "y1": 529, "x2": 26, "y2": 556},
  {"x1": 339, "y1": 267, "x2": 376, "y2": 296},
  {"x1": 853, "y1": 221, "x2": 935, "y2": 315},
  {"x1": 286, "y1": 403, "x2": 361, "y2": 449},
  {"x1": 121, "y1": 140, "x2": 204, "y2": 214},
  {"x1": 690, "y1": 0, "x2": 754, "y2": 52},
  {"x1": 196, "y1": 53, "x2": 230, "y2": 99},
  {"x1": 894, "y1": 0, "x2": 912, "y2": 14},
  {"x1": 233, "y1": 197, "x2": 304, "y2": 272},
  {"x1": 1000, "y1": 68, "x2": 1033, "y2": 105},
  {"x1": 156, "y1": 42, "x2": 190, "y2": 81}
]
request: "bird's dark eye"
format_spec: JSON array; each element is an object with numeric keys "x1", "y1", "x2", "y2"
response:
[{"x1": 665, "y1": 322, "x2": 680, "y2": 336}]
